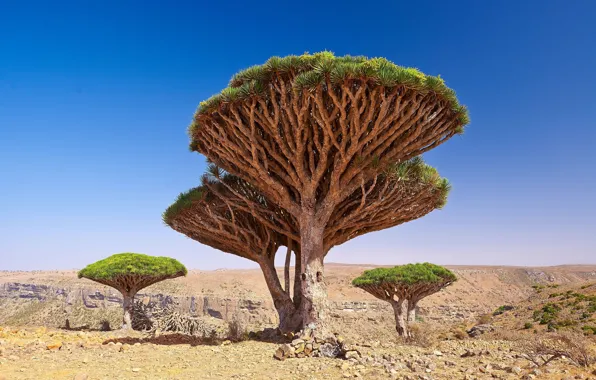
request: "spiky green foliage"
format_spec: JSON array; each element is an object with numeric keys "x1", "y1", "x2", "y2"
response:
[
  {"x1": 78, "y1": 253, "x2": 187, "y2": 281},
  {"x1": 191, "y1": 51, "x2": 469, "y2": 136},
  {"x1": 352, "y1": 263, "x2": 457, "y2": 287},
  {"x1": 162, "y1": 187, "x2": 207, "y2": 225},
  {"x1": 385, "y1": 157, "x2": 451, "y2": 209}
]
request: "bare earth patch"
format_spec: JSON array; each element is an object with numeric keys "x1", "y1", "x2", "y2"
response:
[{"x1": 1, "y1": 327, "x2": 595, "y2": 379}]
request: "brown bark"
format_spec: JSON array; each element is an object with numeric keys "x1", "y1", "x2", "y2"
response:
[
  {"x1": 121, "y1": 292, "x2": 134, "y2": 330},
  {"x1": 258, "y1": 259, "x2": 301, "y2": 333},
  {"x1": 391, "y1": 299, "x2": 409, "y2": 337},
  {"x1": 407, "y1": 300, "x2": 417, "y2": 323},
  {"x1": 293, "y1": 248, "x2": 302, "y2": 309},
  {"x1": 284, "y1": 241, "x2": 292, "y2": 295},
  {"x1": 298, "y1": 218, "x2": 328, "y2": 335}
]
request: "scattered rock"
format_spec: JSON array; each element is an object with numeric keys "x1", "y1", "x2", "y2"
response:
[
  {"x1": 466, "y1": 324, "x2": 494, "y2": 337},
  {"x1": 73, "y1": 374, "x2": 89, "y2": 380},
  {"x1": 345, "y1": 351, "x2": 360, "y2": 360},
  {"x1": 460, "y1": 350, "x2": 475, "y2": 358},
  {"x1": 433, "y1": 350, "x2": 443, "y2": 356},
  {"x1": 131, "y1": 368, "x2": 141, "y2": 372},
  {"x1": 46, "y1": 341, "x2": 62, "y2": 351}
]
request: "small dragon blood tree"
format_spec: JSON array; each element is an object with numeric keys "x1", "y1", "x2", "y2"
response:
[
  {"x1": 78, "y1": 253, "x2": 187, "y2": 330},
  {"x1": 352, "y1": 263, "x2": 456, "y2": 337},
  {"x1": 188, "y1": 51, "x2": 469, "y2": 334}
]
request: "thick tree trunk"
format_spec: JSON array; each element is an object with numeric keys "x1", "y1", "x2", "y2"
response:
[
  {"x1": 391, "y1": 299, "x2": 409, "y2": 337},
  {"x1": 259, "y1": 259, "x2": 301, "y2": 333},
  {"x1": 122, "y1": 293, "x2": 134, "y2": 330},
  {"x1": 293, "y1": 249, "x2": 302, "y2": 309},
  {"x1": 407, "y1": 300, "x2": 417, "y2": 323},
  {"x1": 298, "y1": 220, "x2": 328, "y2": 336}
]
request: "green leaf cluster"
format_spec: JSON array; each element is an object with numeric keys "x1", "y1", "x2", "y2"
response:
[
  {"x1": 352, "y1": 262, "x2": 456, "y2": 287},
  {"x1": 78, "y1": 253, "x2": 187, "y2": 280},
  {"x1": 191, "y1": 51, "x2": 469, "y2": 138},
  {"x1": 162, "y1": 187, "x2": 207, "y2": 225},
  {"x1": 385, "y1": 157, "x2": 451, "y2": 208}
]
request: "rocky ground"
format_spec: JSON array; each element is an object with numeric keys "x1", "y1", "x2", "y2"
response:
[
  {"x1": 2, "y1": 266, "x2": 596, "y2": 379},
  {"x1": 0, "y1": 326, "x2": 595, "y2": 380}
]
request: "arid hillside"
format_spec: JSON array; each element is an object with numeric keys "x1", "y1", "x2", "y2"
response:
[{"x1": 2, "y1": 264, "x2": 596, "y2": 332}]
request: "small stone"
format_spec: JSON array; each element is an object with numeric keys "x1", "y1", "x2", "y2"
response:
[
  {"x1": 304, "y1": 343, "x2": 313, "y2": 355},
  {"x1": 133, "y1": 343, "x2": 141, "y2": 347},
  {"x1": 291, "y1": 338, "x2": 304, "y2": 346},
  {"x1": 433, "y1": 350, "x2": 443, "y2": 356},
  {"x1": 46, "y1": 341, "x2": 63, "y2": 351},
  {"x1": 343, "y1": 373, "x2": 351, "y2": 378},
  {"x1": 131, "y1": 368, "x2": 141, "y2": 372},
  {"x1": 345, "y1": 351, "x2": 360, "y2": 360},
  {"x1": 274, "y1": 347, "x2": 286, "y2": 361},
  {"x1": 531, "y1": 369, "x2": 542, "y2": 376},
  {"x1": 460, "y1": 350, "x2": 475, "y2": 358},
  {"x1": 508, "y1": 366, "x2": 522, "y2": 375},
  {"x1": 221, "y1": 340, "x2": 231, "y2": 346},
  {"x1": 73, "y1": 374, "x2": 89, "y2": 380},
  {"x1": 295, "y1": 343, "x2": 305, "y2": 353}
]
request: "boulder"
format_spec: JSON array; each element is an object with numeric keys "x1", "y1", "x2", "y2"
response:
[{"x1": 466, "y1": 324, "x2": 494, "y2": 337}]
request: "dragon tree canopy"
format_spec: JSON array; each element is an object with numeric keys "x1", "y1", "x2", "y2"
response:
[
  {"x1": 352, "y1": 262, "x2": 456, "y2": 288},
  {"x1": 189, "y1": 51, "x2": 467, "y2": 214},
  {"x1": 163, "y1": 157, "x2": 451, "y2": 256},
  {"x1": 78, "y1": 253, "x2": 187, "y2": 293}
]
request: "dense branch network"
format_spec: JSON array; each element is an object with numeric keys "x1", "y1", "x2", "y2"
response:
[
  {"x1": 182, "y1": 52, "x2": 469, "y2": 333},
  {"x1": 190, "y1": 52, "x2": 468, "y2": 223}
]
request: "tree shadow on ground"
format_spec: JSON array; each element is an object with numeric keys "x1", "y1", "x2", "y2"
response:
[
  {"x1": 103, "y1": 333, "x2": 223, "y2": 347},
  {"x1": 59, "y1": 319, "x2": 113, "y2": 332},
  {"x1": 245, "y1": 329, "x2": 291, "y2": 344}
]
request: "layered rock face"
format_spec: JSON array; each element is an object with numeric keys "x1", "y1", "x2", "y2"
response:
[{"x1": 1, "y1": 265, "x2": 595, "y2": 330}]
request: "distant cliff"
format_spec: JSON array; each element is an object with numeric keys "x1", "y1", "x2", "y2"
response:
[{"x1": 1, "y1": 265, "x2": 595, "y2": 329}]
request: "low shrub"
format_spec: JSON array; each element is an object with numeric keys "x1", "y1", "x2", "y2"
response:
[{"x1": 519, "y1": 332, "x2": 595, "y2": 367}]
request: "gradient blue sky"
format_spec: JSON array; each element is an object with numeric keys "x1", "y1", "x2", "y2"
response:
[{"x1": 1, "y1": 0, "x2": 595, "y2": 270}]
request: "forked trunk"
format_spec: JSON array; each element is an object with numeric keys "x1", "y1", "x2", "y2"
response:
[
  {"x1": 298, "y1": 221, "x2": 328, "y2": 336},
  {"x1": 259, "y1": 259, "x2": 301, "y2": 333},
  {"x1": 391, "y1": 299, "x2": 409, "y2": 337},
  {"x1": 122, "y1": 292, "x2": 134, "y2": 330}
]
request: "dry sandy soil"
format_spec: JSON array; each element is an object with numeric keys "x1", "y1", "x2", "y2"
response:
[
  {"x1": 0, "y1": 326, "x2": 595, "y2": 380},
  {"x1": 2, "y1": 265, "x2": 596, "y2": 379}
]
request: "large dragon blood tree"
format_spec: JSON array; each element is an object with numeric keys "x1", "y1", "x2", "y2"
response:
[
  {"x1": 352, "y1": 263, "x2": 456, "y2": 337},
  {"x1": 187, "y1": 52, "x2": 468, "y2": 333},
  {"x1": 78, "y1": 253, "x2": 187, "y2": 330},
  {"x1": 164, "y1": 158, "x2": 451, "y2": 332}
]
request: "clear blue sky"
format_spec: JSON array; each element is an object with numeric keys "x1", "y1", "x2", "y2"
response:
[{"x1": 1, "y1": 0, "x2": 595, "y2": 270}]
